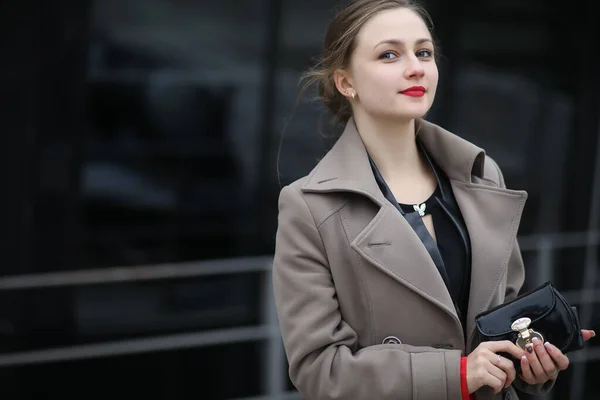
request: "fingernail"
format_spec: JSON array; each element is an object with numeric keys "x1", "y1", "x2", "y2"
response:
[
  {"x1": 522, "y1": 355, "x2": 528, "y2": 362},
  {"x1": 526, "y1": 345, "x2": 533, "y2": 354},
  {"x1": 592, "y1": 331, "x2": 596, "y2": 337},
  {"x1": 533, "y1": 337, "x2": 541, "y2": 346},
  {"x1": 544, "y1": 342, "x2": 552, "y2": 349}
]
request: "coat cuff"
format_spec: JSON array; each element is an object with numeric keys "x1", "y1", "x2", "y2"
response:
[{"x1": 410, "y1": 350, "x2": 463, "y2": 399}]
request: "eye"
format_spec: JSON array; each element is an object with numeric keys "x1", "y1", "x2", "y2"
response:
[
  {"x1": 379, "y1": 51, "x2": 398, "y2": 60},
  {"x1": 416, "y1": 49, "x2": 434, "y2": 59}
]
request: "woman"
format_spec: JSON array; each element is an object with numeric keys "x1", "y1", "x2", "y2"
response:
[{"x1": 272, "y1": 1, "x2": 595, "y2": 399}]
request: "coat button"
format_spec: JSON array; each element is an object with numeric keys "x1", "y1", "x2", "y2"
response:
[{"x1": 382, "y1": 336, "x2": 402, "y2": 345}]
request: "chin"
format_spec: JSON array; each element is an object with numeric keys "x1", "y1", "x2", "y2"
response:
[
  {"x1": 395, "y1": 104, "x2": 431, "y2": 119},
  {"x1": 397, "y1": 96, "x2": 434, "y2": 117},
  {"x1": 367, "y1": 101, "x2": 432, "y2": 121},
  {"x1": 389, "y1": 107, "x2": 431, "y2": 121}
]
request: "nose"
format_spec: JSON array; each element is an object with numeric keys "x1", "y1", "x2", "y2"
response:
[{"x1": 403, "y1": 55, "x2": 425, "y2": 79}]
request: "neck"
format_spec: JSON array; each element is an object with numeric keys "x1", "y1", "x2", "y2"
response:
[{"x1": 352, "y1": 113, "x2": 423, "y2": 182}]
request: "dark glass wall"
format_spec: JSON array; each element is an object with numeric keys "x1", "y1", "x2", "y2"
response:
[
  {"x1": 0, "y1": 0, "x2": 598, "y2": 399},
  {"x1": 83, "y1": 0, "x2": 274, "y2": 267}
]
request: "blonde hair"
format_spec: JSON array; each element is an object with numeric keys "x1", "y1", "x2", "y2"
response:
[{"x1": 299, "y1": 0, "x2": 437, "y2": 125}]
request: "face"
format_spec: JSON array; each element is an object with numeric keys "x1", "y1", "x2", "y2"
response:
[{"x1": 336, "y1": 7, "x2": 438, "y2": 121}]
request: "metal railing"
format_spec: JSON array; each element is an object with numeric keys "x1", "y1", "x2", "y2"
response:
[
  {"x1": 0, "y1": 256, "x2": 298, "y2": 399},
  {"x1": 0, "y1": 233, "x2": 597, "y2": 399}
]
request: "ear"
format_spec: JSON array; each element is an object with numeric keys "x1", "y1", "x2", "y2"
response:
[{"x1": 333, "y1": 68, "x2": 355, "y2": 98}]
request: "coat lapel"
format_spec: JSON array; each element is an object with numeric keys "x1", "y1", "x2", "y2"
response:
[
  {"x1": 350, "y1": 203, "x2": 459, "y2": 321},
  {"x1": 302, "y1": 118, "x2": 528, "y2": 345},
  {"x1": 451, "y1": 181, "x2": 527, "y2": 345}
]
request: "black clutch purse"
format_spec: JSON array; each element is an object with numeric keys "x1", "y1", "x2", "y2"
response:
[{"x1": 474, "y1": 282, "x2": 584, "y2": 367}]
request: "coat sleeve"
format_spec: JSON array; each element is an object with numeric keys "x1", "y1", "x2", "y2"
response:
[
  {"x1": 272, "y1": 184, "x2": 464, "y2": 400},
  {"x1": 488, "y1": 157, "x2": 555, "y2": 396}
]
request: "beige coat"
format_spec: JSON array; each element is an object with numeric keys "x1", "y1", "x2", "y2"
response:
[{"x1": 272, "y1": 118, "x2": 553, "y2": 399}]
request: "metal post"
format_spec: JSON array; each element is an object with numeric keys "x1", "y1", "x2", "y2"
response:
[
  {"x1": 261, "y1": 261, "x2": 286, "y2": 398},
  {"x1": 536, "y1": 237, "x2": 554, "y2": 286}
]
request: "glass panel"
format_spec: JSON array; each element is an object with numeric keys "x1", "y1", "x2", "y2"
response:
[{"x1": 83, "y1": 0, "x2": 269, "y2": 268}]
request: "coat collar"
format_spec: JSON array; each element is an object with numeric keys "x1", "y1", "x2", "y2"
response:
[{"x1": 301, "y1": 117, "x2": 486, "y2": 197}]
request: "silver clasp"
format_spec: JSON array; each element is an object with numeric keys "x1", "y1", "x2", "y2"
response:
[{"x1": 511, "y1": 317, "x2": 545, "y2": 350}]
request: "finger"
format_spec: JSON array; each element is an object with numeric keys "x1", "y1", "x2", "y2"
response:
[
  {"x1": 485, "y1": 340, "x2": 526, "y2": 359},
  {"x1": 582, "y1": 329, "x2": 596, "y2": 342},
  {"x1": 483, "y1": 371, "x2": 505, "y2": 394},
  {"x1": 491, "y1": 354, "x2": 517, "y2": 387},
  {"x1": 520, "y1": 355, "x2": 535, "y2": 384},
  {"x1": 544, "y1": 342, "x2": 570, "y2": 370},
  {"x1": 525, "y1": 342, "x2": 546, "y2": 378},
  {"x1": 486, "y1": 363, "x2": 508, "y2": 387},
  {"x1": 502, "y1": 358, "x2": 517, "y2": 387},
  {"x1": 532, "y1": 337, "x2": 558, "y2": 377}
]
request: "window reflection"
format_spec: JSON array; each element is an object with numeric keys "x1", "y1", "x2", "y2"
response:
[
  {"x1": 1, "y1": 1, "x2": 597, "y2": 399},
  {"x1": 83, "y1": 0, "x2": 268, "y2": 268}
]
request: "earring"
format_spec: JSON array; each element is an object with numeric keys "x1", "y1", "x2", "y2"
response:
[{"x1": 351, "y1": 92, "x2": 356, "y2": 100}]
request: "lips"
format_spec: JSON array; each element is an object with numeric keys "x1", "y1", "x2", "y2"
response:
[{"x1": 400, "y1": 86, "x2": 426, "y2": 97}]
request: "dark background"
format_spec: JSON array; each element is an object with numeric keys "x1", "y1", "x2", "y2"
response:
[{"x1": 0, "y1": 0, "x2": 598, "y2": 398}]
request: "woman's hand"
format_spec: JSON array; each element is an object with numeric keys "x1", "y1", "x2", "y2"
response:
[
  {"x1": 520, "y1": 329, "x2": 595, "y2": 385},
  {"x1": 466, "y1": 341, "x2": 525, "y2": 394}
]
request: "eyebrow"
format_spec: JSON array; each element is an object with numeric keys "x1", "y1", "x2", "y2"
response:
[{"x1": 373, "y1": 38, "x2": 432, "y2": 49}]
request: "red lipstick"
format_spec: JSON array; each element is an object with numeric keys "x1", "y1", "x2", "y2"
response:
[{"x1": 400, "y1": 86, "x2": 426, "y2": 97}]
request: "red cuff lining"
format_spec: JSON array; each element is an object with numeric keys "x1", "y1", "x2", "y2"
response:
[{"x1": 460, "y1": 356, "x2": 474, "y2": 400}]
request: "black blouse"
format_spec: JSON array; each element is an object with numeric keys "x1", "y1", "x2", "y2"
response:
[{"x1": 369, "y1": 142, "x2": 472, "y2": 333}]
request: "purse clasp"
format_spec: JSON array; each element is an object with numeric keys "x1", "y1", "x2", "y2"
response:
[{"x1": 511, "y1": 317, "x2": 544, "y2": 350}]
